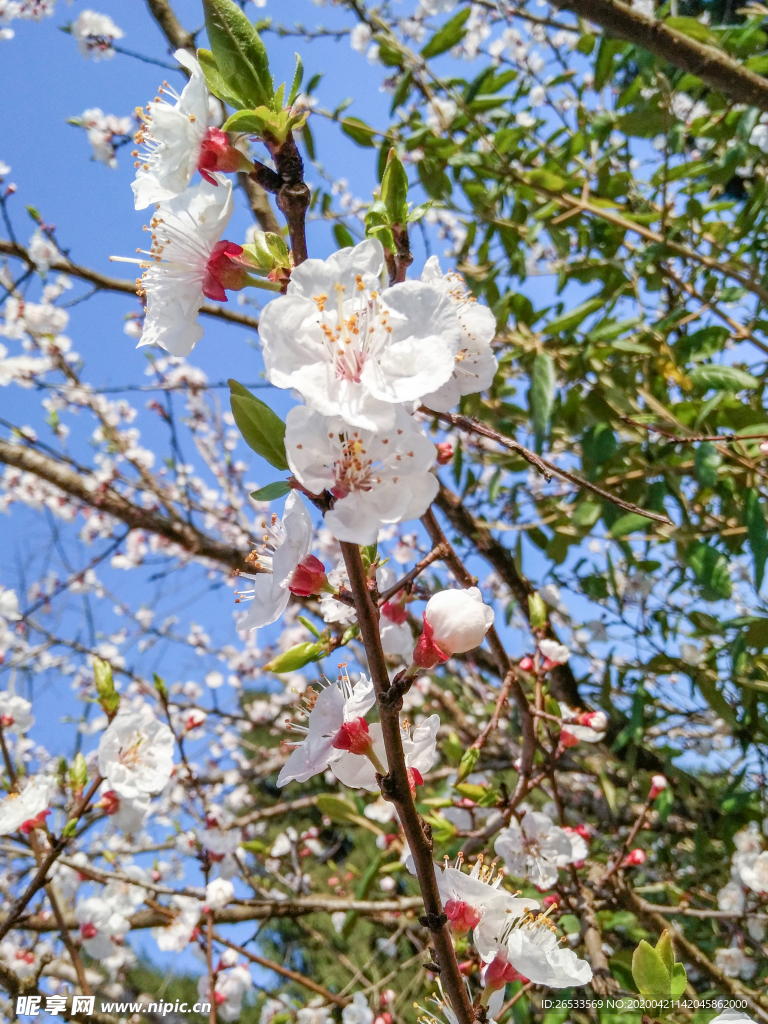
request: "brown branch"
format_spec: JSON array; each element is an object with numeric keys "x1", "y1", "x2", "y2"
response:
[
  {"x1": 424, "y1": 408, "x2": 671, "y2": 526},
  {"x1": 0, "y1": 437, "x2": 248, "y2": 572},
  {"x1": 238, "y1": 172, "x2": 281, "y2": 235},
  {"x1": 339, "y1": 541, "x2": 476, "y2": 1024},
  {"x1": 551, "y1": 0, "x2": 768, "y2": 113},
  {"x1": 377, "y1": 542, "x2": 450, "y2": 604},
  {"x1": 0, "y1": 239, "x2": 260, "y2": 332},
  {"x1": 144, "y1": 0, "x2": 196, "y2": 52},
  {"x1": 10, "y1": 896, "x2": 425, "y2": 933},
  {"x1": 213, "y1": 931, "x2": 350, "y2": 1007}
]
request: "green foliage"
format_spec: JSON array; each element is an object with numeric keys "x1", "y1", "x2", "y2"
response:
[
  {"x1": 228, "y1": 379, "x2": 288, "y2": 471},
  {"x1": 202, "y1": 0, "x2": 273, "y2": 109},
  {"x1": 93, "y1": 657, "x2": 119, "y2": 718}
]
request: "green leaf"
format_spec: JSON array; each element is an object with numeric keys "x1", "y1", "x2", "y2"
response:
[
  {"x1": 62, "y1": 818, "x2": 79, "y2": 839},
  {"x1": 670, "y1": 962, "x2": 687, "y2": 999},
  {"x1": 381, "y1": 148, "x2": 409, "y2": 227},
  {"x1": 202, "y1": 0, "x2": 273, "y2": 109},
  {"x1": 530, "y1": 352, "x2": 556, "y2": 451},
  {"x1": 250, "y1": 481, "x2": 291, "y2": 502},
  {"x1": 456, "y1": 746, "x2": 480, "y2": 784},
  {"x1": 196, "y1": 48, "x2": 244, "y2": 109},
  {"x1": 687, "y1": 542, "x2": 733, "y2": 601},
  {"x1": 228, "y1": 379, "x2": 288, "y2": 471},
  {"x1": 153, "y1": 672, "x2": 168, "y2": 701},
  {"x1": 655, "y1": 930, "x2": 674, "y2": 976},
  {"x1": 689, "y1": 364, "x2": 758, "y2": 392},
  {"x1": 288, "y1": 52, "x2": 303, "y2": 106},
  {"x1": 572, "y1": 501, "x2": 602, "y2": 528},
  {"x1": 68, "y1": 752, "x2": 88, "y2": 794},
  {"x1": 694, "y1": 442, "x2": 721, "y2": 488},
  {"x1": 93, "y1": 657, "x2": 120, "y2": 717},
  {"x1": 664, "y1": 16, "x2": 719, "y2": 45},
  {"x1": 527, "y1": 592, "x2": 547, "y2": 628},
  {"x1": 744, "y1": 488, "x2": 767, "y2": 591},
  {"x1": 264, "y1": 641, "x2": 322, "y2": 673},
  {"x1": 421, "y1": 7, "x2": 472, "y2": 58},
  {"x1": 333, "y1": 223, "x2": 354, "y2": 248},
  {"x1": 316, "y1": 794, "x2": 383, "y2": 835},
  {"x1": 340, "y1": 117, "x2": 378, "y2": 147},
  {"x1": 610, "y1": 513, "x2": 651, "y2": 537},
  {"x1": 546, "y1": 297, "x2": 603, "y2": 334},
  {"x1": 631, "y1": 939, "x2": 671, "y2": 997},
  {"x1": 222, "y1": 109, "x2": 268, "y2": 135}
]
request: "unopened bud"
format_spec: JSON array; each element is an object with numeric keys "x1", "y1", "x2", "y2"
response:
[
  {"x1": 203, "y1": 241, "x2": 250, "y2": 301},
  {"x1": 622, "y1": 848, "x2": 646, "y2": 867},
  {"x1": 518, "y1": 655, "x2": 534, "y2": 671},
  {"x1": 288, "y1": 555, "x2": 328, "y2": 597},
  {"x1": 649, "y1": 774, "x2": 668, "y2": 801},
  {"x1": 436, "y1": 441, "x2": 453, "y2": 465}
]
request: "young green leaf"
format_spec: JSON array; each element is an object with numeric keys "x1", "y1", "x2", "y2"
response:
[
  {"x1": 689, "y1": 364, "x2": 758, "y2": 392},
  {"x1": 421, "y1": 7, "x2": 472, "y2": 58},
  {"x1": 655, "y1": 930, "x2": 674, "y2": 976},
  {"x1": 250, "y1": 481, "x2": 291, "y2": 502},
  {"x1": 744, "y1": 488, "x2": 767, "y2": 591},
  {"x1": 202, "y1": 0, "x2": 274, "y2": 110},
  {"x1": 381, "y1": 148, "x2": 409, "y2": 227},
  {"x1": 670, "y1": 962, "x2": 687, "y2": 999},
  {"x1": 196, "y1": 48, "x2": 245, "y2": 109},
  {"x1": 264, "y1": 641, "x2": 322, "y2": 673},
  {"x1": 694, "y1": 441, "x2": 721, "y2": 489},
  {"x1": 527, "y1": 592, "x2": 547, "y2": 629},
  {"x1": 288, "y1": 52, "x2": 304, "y2": 106},
  {"x1": 228, "y1": 379, "x2": 288, "y2": 471},
  {"x1": 530, "y1": 352, "x2": 556, "y2": 452},
  {"x1": 631, "y1": 939, "x2": 671, "y2": 997}
]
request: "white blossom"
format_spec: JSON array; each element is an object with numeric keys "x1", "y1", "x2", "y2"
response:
[
  {"x1": 285, "y1": 405, "x2": 438, "y2": 544},
  {"x1": 0, "y1": 776, "x2": 55, "y2": 835},
  {"x1": 494, "y1": 811, "x2": 574, "y2": 889},
  {"x1": 98, "y1": 705, "x2": 174, "y2": 799},
  {"x1": 260, "y1": 239, "x2": 461, "y2": 431},
  {"x1": 71, "y1": 9, "x2": 123, "y2": 60}
]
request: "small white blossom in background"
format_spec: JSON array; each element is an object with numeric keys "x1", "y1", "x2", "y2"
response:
[
  {"x1": 28, "y1": 230, "x2": 59, "y2": 272},
  {"x1": 71, "y1": 108, "x2": 133, "y2": 169},
  {"x1": 97, "y1": 704, "x2": 175, "y2": 799},
  {"x1": 71, "y1": 9, "x2": 123, "y2": 60},
  {"x1": 494, "y1": 810, "x2": 578, "y2": 889}
]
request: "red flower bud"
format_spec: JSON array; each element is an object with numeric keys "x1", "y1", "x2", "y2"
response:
[
  {"x1": 80, "y1": 922, "x2": 98, "y2": 940},
  {"x1": 622, "y1": 848, "x2": 646, "y2": 867},
  {"x1": 203, "y1": 241, "x2": 249, "y2": 301},
  {"x1": 436, "y1": 442, "x2": 453, "y2": 465},
  {"x1": 559, "y1": 728, "x2": 580, "y2": 749},
  {"x1": 332, "y1": 717, "x2": 372, "y2": 756},
  {"x1": 407, "y1": 767, "x2": 424, "y2": 792},
  {"x1": 198, "y1": 127, "x2": 250, "y2": 183},
  {"x1": 483, "y1": 953, "x2": 523, "y2": 991},
  {"x1": 542, "y1": 893, "x2": 560, "y2": 908},
  {"x1": 288, "y1": 554, "x2": 328, "y2": 597},
  {"x1": 649, "y1": 774, "x2": 668, "y2": 801},
  {"x1": 98, "y1": 790, "x2": 120, "y2": 816},
  {"x1": 518, "y1": 655, "x2": 534, "y2": 671}
]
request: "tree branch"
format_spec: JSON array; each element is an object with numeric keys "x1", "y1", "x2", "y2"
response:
[{"x1": 551, "y1": 0, "x2": 768, "y2": 113}]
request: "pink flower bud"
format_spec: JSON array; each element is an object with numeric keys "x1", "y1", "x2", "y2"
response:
[
  {"x1": 518, "y1": 655, "x2": 534, "y2": 671},
  {"x1": 622, "y1": 848, "x2": 646, "y2": 867},
  {"x1": 288, "y1": 554, "x2": 328, "y2": 597},
  {"x1": 203, "y1": 240, "x2": 249, "y2": 301},
  {"x1": 332, "y1": 717, "x2": 372, "y2": 756},
  {"x1": 414, "y1": 587, "x2": 494, "y2": 668},
  {"x1": 436, "y1": 442, "x2": 453, "y2": 465},
  {"x1": 649, "y1": 774, "x2": 668, "y2": 801},
  {"x1": 542, "y1": 893, "x2": 560, "y2": 908},
  {"x1": 198, "y1": 127, "x2": 251, "y2": 183},
  {"x1": 80, "y1": 922, "x2": 98, "y2": 940},
  {"x1": 579, "y1": 710, "x2": 608, "y2": 731},
  {"x1": 444, "y1": 898, "x2": 483, "y2": 934}
]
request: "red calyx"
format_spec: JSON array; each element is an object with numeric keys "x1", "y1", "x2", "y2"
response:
[
  {"x1": 19, "y1": 809, "x2": 49, "y2": 835},
  {"x1": 288, "y1": 554, "x2": 328, "y2": 597},
  {"x1": 558, "y1": 728, "x2": 580, "y2": 749},
  {"x1": 99, "y1": 790, "x2": 120, "y2": 816},
  {"x1": 332, "y1": 717, "x2": 371, "y2": 756},
  {"x1": 444, "y1": 898, "x2": 482, "y2": 934},
  {"x1": 542, "y1": 893, "x2": 560, "y2": 909},
  {"x1": 436, "y1": 442, "x2": 454, "y2": 465},
  {"x1": 412, "y1": 614, "x2": 450, "y2": 670},
  {"x1": 484, "y1": 953, "x2": 523, "y2": 991},
  {"x1": 80, "y1": 922, "x2": 98, "y2": 940},
  {"x1": 203, "y1": 241, "x2": 249, "y2": 302},
  {"x1": 1, "y1": 713, "x2": 14, "y2": 727},
  {"x1": 381, "y1": 594, "x2": 408, "y2": 625},
  {"x1": 406, "y1": 767, "x2": 424, "y2": 793},
  {"x1": 198, "y1": 127, "x2": 249, "y2": 184}
]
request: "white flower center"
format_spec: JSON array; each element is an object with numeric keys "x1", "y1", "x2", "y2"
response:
[
  {"x1": 331, "y1": 430, "x2": 381, "y2": 498},
  {"x1": 312, "y1": 277, "x2": 392, "y2": 384}
]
